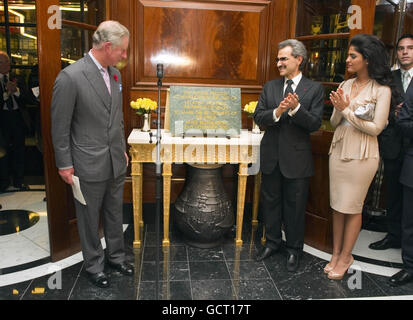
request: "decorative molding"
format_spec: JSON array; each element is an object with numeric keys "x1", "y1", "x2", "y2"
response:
[{"x1": 134, "y1": 0, "x2": 272, "y2": 86}]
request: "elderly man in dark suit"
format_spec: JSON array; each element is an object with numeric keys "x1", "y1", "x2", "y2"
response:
[
  {"x1": 253, "y1": 39, "x2": 324, "y2": 271},
  {"x1": 392, "y1": 79, "x2": 413, "y2": 286},
  {"x1": 0, "y1": 51, "x2": 29, "y2": 192},
  {"x1": 51, "y1": 21, "x2": 133, "y2": 288},
  {"x1": 372, "y1": 34, "x2": 413, "y2": 251}
]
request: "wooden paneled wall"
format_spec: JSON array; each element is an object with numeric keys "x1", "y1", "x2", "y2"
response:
[
  {"x1": 404, "y1": 3, "x2": 413, "y2": 34},
  {"x1": 110, "y1": 0, "x2": 292, "y2": 204}
]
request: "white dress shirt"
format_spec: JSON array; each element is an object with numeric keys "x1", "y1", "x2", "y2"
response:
[
  {"x1": 273, "y1": 72, "x2": 302, "y2": 122},
  {"x1": 89, "y1": 50, "x2": 111, "y2": 94}
]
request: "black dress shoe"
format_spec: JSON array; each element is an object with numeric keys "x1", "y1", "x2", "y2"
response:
[
  {"x1": 13, "y1": 183, "x2": 29, "y2": 191},
  {"x1": 388, "y1": 270, "x2": 413, "y2": 287},
  {"x1": 88, "y1": 271, "x2": 110, "y2": 288},
  {"x1": 286, "y1": 253, "x2": 299, "y2": 272},
  {"x1": 108, "y1": 261, "x2": 134, "y2": 276},
  {"x1": 369, "y1": 236, "x2": 401, "y2": 250},
  {"x1": 256, "y1": 247, "x2": 278, "y2": 262}
]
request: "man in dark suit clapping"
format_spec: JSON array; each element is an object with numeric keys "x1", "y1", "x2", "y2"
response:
[
  {"x1": 253, "y1": 39, "x2": 324, "y2": 271},
  {"x1": 371, "y1": 34, "x2": 413, "y2": 251},
  {"x1": 0, "y1": 51, "x2": 28, "y2": 192}
]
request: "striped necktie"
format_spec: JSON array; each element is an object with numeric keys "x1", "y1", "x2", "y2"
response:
[{"x1": 403, "y1": 71, "x2": 411, "y2": 93}]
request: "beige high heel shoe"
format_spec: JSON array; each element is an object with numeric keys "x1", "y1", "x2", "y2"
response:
[
  {"x1": 327, "y1": 256, "x2": 354, "y2": 280},
  {"x1": 323, "y1": 263, "x2": 334, "y2": 274},
  {"x1": 323, "y1": 256, "x2": 339, "y2": 274}
]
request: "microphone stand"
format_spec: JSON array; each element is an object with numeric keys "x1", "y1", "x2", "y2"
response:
[{"x1": 155, "y1": 75, "x2": 162, "y2": 300}]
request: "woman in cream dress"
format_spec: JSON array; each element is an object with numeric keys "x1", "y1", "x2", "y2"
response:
[{"x1": 325, "y1": 34, "x2": 394, "y2": 280}]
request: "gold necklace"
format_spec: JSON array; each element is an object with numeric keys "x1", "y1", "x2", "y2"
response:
[{"x1": 352, "y1": 78, "x2": 371, "y2": 97}]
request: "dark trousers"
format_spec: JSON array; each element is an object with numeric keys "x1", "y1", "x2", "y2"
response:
[
  {"x1": 261, "y1": 164, "x2": 310, "y2": 254},
  {"x1": 383, "y1": 157, "x2": 403, "y2": 245},
  {"x1": 0, "y1": 110, "x2": 25, "y2": 188},
  {"x1": 402, "y1": 185, "x2": 413, "y2": 275},
  {"x1": 74, "y1": 173, "x2": 126, "y2": 274}
]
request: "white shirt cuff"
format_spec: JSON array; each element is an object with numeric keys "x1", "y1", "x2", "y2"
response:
[
  {"x1": 273, "y1": 109, "x2": 281, "y2": 122},
  {"x1": 13, "y1": 87, "x2": 20, "y2": 97},
  {"x1": 59, "y1": 166, "x2": 73, "y2": 170},
  {"x1": 288, "y1": 103, "x2": 301, "y2": 117}
]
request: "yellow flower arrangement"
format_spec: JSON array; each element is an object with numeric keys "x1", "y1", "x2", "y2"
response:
[
  {"x1": 243, "y1": 101, "x2": 258, "y2": 116},
  {"x1": 130, "y1": 98, "x2": 158, "y2": 115}
]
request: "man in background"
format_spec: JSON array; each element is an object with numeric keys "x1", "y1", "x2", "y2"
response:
[
  {"x1": 372, "y1": 34, "x2": 413, "y2": 251},
  {"x1": 0, "y1": 51, "x2": 28, "y2": 192},
  {"x1": 392, "y1": 72, "x2": 413, "y2": 287}
]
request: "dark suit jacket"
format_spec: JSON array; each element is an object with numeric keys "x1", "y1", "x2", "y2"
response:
[
  {"x1": 253, "y1": 76, "x2": 324, "y2": 178},
  {"x1": 0, "y1": 75, "x2": 26, "y2": 113},
  {"x1": 397, "y1": 85, "x2": 413, "y2": 188},
  {"x1": 379, "y1": 69, "x2": 411, "y2": 159},
  {"x1": 0, "y1": 75, "x2": 31, "y2": 132}
]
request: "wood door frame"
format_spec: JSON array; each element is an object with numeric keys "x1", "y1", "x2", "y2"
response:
[{"x1": 36, "y1": 0, "x2": 77, "y2": 262}]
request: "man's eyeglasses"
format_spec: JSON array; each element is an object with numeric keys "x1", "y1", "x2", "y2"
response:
[{"x1": 275, "y1": 57, "x2": 289, "y2": 63}]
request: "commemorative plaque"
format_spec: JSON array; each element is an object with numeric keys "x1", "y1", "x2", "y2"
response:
[{"x1": 169, "y1": 86, "x2": 241, "y2": 137}]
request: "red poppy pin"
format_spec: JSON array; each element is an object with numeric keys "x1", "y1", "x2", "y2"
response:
[{"x1": 114, "y1": 74, "x2": 118, "y2": 82}]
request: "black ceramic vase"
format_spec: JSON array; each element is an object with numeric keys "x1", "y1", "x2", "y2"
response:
[{"x1": 174, "y1": 164, "x2": 234, "y2": 248}]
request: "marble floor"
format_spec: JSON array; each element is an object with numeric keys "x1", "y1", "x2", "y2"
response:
[{"x1": 1, "y1": 190, "x2": 413, "y2": 300}]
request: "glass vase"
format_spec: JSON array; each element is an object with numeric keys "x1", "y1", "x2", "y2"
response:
[
  {"x1": 141, "y1": 113, "x2": 151, "y2": 132},
  {"x1": 252, "y1": 120, "x2": 260, "y2": 134}
]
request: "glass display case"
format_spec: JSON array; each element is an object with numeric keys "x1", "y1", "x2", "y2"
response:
[
  {"x1": 0, "y1": 1, "x2": 37, "y2": 68},
  {"x1": 295, "y1": 0, "x2": 352, "y2": 131},
  {"x1": 304, "y1": 38, "x2": 348, "y2": 83},
  {"x1": 1, "y1": 0, "x2": 36, "y2": 24},
  {"x1": 60, "y1": 0, "x2": 106, "y2": 67},
  {"x1": 296, "y1": 0, "x2": 351, "y2": 37},
  {"x1": 374, "y1": 0, "x2": 401, "y2": 66}
]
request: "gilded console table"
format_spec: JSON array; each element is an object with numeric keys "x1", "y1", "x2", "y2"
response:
[{"x1": 127, "y1": 129, "x2": 262, "y2": 248}]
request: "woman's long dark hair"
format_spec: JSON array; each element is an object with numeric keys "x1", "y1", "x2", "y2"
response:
[{"x1": 349, "y1": 34, "x2": 401, "y2": 109}]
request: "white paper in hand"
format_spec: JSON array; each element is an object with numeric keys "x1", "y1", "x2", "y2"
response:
[
  {"x1": 31, "y1": 86, "x2": 40, "y2": 98},
  {"x1": 71, "y1": 175, "x2": 86, "y2": 205}
]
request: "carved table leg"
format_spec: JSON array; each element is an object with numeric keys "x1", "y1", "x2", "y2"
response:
[
  {"x1": 162, "y1": 163, "x2": 172, "y2": 246},
  {"x1": 132, "y1": 162, "x2": 143, "y2": 248},
  {"x1": 252, "y1": 172, "x2": 261, "y2": 226},
  {"x1": 235, "y1": 163, "x2": 248, "y2": 246}
]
